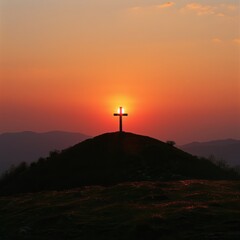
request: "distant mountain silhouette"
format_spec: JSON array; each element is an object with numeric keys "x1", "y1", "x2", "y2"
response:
[
  {"x1": 0, "y1": 132, "x2": 238, "y2": 195},
  {"x1": 0, "y1": 131, "x2": 90, "y2": 174},
  {"x1": 179, "y1": 139, "x2": 240, "y2": 166}
]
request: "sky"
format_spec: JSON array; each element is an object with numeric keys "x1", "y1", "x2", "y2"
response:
[{"x1": 0, "y1": 0, "x2": 240, "y2": 144}]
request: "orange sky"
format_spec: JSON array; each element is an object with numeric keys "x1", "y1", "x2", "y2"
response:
[{"x1": 0, "y1": 0, "x2": 240, "y2": 144}]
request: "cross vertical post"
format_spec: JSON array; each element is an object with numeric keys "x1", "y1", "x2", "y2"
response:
[
  {"x1": 119, "y1": 112, "x2": 122, "y2": 132},
  {"x1": 113, "y1": 107, "x2": 128, "y2": 132}
]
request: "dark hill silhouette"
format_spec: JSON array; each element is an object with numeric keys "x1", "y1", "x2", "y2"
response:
[
  {"x1": 0, "y1": 132, "x2": 238, "y2": 195},
  {"x1": 0, "y1": 131, "x2": 90, "y2": 174}
]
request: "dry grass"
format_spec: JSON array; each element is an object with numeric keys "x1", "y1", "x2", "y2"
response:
[{"x1": 1, "y1": 180, "x2": 240, "y2": 240}]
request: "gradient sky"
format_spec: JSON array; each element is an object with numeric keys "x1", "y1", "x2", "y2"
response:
[{"x1": 0, "y1": 0, "x2": 240, "y2": 144}]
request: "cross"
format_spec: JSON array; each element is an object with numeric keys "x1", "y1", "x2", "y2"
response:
[{"x1": 113, "y1": 107, "x2": 128, "y2": 132}]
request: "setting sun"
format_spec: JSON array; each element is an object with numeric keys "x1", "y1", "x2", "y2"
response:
[{"x1": 118, "y1": 107, "x2": 125, "y2": 114}]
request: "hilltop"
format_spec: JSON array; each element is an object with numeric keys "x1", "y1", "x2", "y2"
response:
[{"x1": 0, "y1": 132, "x2": 238, "y2": 195}]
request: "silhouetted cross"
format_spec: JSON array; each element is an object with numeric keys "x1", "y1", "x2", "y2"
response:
[{"x1": 113, "y1": 107, "x2": 128, "y2": 132}]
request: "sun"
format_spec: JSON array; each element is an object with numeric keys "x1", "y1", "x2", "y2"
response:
[{"x1": 118, "y1": 107, "x2": 125, "y2": 114}]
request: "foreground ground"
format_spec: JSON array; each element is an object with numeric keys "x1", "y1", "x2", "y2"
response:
[{"x1": 0, "y1": 180, "x2": 240, "y2": 240}]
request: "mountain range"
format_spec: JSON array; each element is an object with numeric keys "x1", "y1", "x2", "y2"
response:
[
  {"x1": 0, "y1": 131, "x2": 90, "y2": 174},
  {"x1": 179, "y1": 139, "x2": 240, "y2": 166}
]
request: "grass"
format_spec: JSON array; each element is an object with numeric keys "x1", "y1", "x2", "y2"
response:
[{"x1": 1, "y1": 180, "x2": 240, "y2": 240}]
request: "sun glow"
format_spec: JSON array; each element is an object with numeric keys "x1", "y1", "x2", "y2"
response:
[
  {"x1": 118, "y1": 107, "x2": 125, "y2": 114},
  {"x1": 106, "y1": 95, "x2": 134, "y2": 115}
]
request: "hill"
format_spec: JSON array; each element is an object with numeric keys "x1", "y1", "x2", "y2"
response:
[
  {"x1": 0, "y1": 131, "x2": 90, "y2": 174},
  {"x1": 179, "y1": 139, "x2": 240, "y2": 166},
  {"x1": 0, "y1": 132, "x2": 238, "y2": 195},
  {"x1": 1, "y1": 180, "x2": 240, "y2": 240}
]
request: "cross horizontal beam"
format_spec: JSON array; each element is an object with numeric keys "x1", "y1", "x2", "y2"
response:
[{"x1": 113, "y1": 113, "x2": 128, "y2": 116}]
